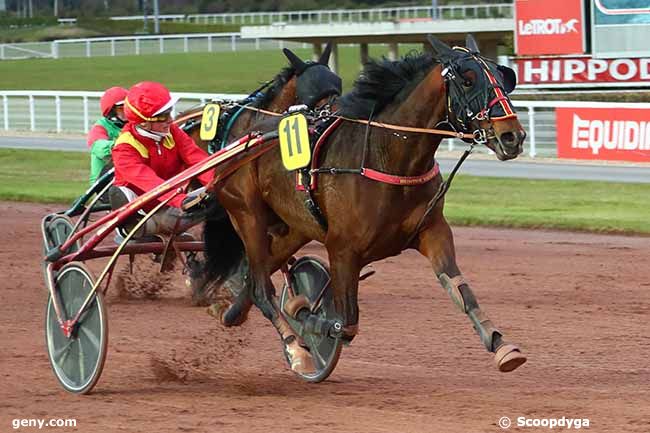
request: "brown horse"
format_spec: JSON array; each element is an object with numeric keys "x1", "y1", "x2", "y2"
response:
[{"x1": 206, "y1": 35, "x2": 528, "y2": 377}]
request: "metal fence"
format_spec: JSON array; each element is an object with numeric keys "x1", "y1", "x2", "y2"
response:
[
  {"x1": 55, "y1": 4, "x2": 513, "y2": 26},
  {"x1": 0, "y1": 34, "x2": 307, "y2": 60},
  {"x1": 3, "y1": 90, "x2": 639, "y2": 159},
  {"x1": 0, "y1": 90, "x2": 246, "y2": 134}
]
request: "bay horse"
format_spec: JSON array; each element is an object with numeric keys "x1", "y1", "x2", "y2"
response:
[
  {"x1": 173, "y1": 46, "x2": 342, "y2": 305},
  {"x1": 206, "y1": 35, "x2": 528, "y2": 376}
]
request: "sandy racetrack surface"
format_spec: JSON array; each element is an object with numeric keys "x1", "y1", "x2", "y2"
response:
[{"x1": 1, "y1": 201, "x2": 649, "y2": 432}]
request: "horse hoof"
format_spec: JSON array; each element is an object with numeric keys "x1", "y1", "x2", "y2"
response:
[
  {"x1": 221, "y1": 303, "x2": 250, "y2": 327},
  {"x1": 206, "y1": 301, "x2": 250, "y2": 327},
  {"x1": 494, "y1": 344, "x2": 527, "y2": 372},
  {"x1": 285, "y1": 340, "x2": 315, "y2": 375},
  {"x1": 206, "y1": 303, "x2": 226, "y2": 320}
]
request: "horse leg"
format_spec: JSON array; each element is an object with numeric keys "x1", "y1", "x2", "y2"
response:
[
  {"x1": 205, "y1": 256, "x2": 253, "y2": 326},
  {"x1": 416, "y1": 217, "x2": 527, "y2": 372},
  {"x1": 326, "y1": 243, "x2": 362, "y2": 341},
  {"x1": 227, "y1": 205, "x2": 316, "y2": 375},
  {"x1": 207, "y1": 224, "x2": 309, "y2": 327}
]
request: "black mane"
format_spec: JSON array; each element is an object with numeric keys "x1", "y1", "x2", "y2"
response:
[
  {"x1": 339, "y1": 52, "x2": 438, "y2": 119},
  {"x1": 253, "y1": 65, "x2": 296, "y2": 108}
]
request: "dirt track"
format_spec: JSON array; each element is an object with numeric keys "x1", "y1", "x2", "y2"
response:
[{"x1": 1, "y1": 201, "x2": 649, "y2": 433}]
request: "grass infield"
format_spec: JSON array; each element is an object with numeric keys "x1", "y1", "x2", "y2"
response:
[
  {"x1": 0, "y1": 45, "x2": 420, "y2": 94},
  {"x1": 1, "y1": 148, "x2": 647, "y2": 235}
]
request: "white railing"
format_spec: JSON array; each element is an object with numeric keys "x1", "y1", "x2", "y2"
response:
[
  {"x1": 0, "y1": 90, "x2": 246, "y2": 134},
  {"x1": 3, "y1": 90, "x2": 648, "y2": 159},
  {"x1": 56, "y1": 4, "x2": 513, "y2": 26},
  {"x1": 0, "y1": 34, "x2": 306, "y2": 60}
]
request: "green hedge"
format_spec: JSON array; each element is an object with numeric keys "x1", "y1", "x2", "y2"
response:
[
  {"x1": 512, "y1": 92, "x2": 650, "y2": 103},
  {"x1": 0, "y1": 16, "x2": 59, "y2": 26}
]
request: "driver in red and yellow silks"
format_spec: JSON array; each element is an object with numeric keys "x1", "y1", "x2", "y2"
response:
[{"x1": 109, "y1": 81, "x2": 215, "y2": 237}]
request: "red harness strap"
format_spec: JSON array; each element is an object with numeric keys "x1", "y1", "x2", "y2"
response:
[
  {"x1": 296, "y1": 117, "x2": 441, "y2": 191},
  {"x1": 361, "y1": 162, "x2": 439, "y2": 186},
  {"x1": 296, "y1": 117, "x2": 343, "y2": 191}
]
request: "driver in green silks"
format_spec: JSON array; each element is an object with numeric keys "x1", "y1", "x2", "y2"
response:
[{"x1": 87, "y1": 86, "x2": 128, "y2": 184}]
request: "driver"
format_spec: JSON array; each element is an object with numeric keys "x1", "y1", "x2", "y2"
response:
[
  {"x1": 87, "y1": 86, "x2": 128, "y2": 185},
  {"x1": 109, "y1": 81, "x2": 215, "y2": 238}
]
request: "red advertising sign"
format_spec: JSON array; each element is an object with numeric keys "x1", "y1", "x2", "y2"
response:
[
  {"x1": 556, "y1": 107, "x2": 650, "y2": 162},
  {"x1": 515, "y1": 0, "x2": 585, "y2": 56},
  {"x1": 514, "y1": 56, "x2": 650, "y2": 88}
]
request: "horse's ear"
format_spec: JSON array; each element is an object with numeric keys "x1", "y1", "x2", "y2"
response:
[
  {"x1": 426, "y1": 35, "x2": 453, "y2": 58},
  {"x1": 498, "y1": 65, "x2": 517, "y2": 94},
  {"x1": 319, "y1": 42, "x2": 333, "y2": 65},
  {"x1": 465, "y1": 34, "x2": 480, "y2": 54},
  {"x1": 283, "y1": 48, "x2": 307, "y2": 73}
]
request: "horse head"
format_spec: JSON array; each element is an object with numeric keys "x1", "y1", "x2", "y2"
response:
[
  {"x1": 428, "y1": 35, "x2": 526, "y2": 160},
  {"x1": 283, "y1": 43, "x2": 342, "y2": 109}
]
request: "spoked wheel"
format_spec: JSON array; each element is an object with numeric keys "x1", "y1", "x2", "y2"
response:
[
  {"x1": 280, "y1": 256, "x2": 343, "y2": 383},
  {"x1": 41, "y1": 214, "x2": 80, "y2": 285},
  {"x1": 45, "y1": 262, "x2": 108, "y2": 394}
]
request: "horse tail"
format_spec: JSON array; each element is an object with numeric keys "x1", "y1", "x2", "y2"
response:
[{"x1": 202, "y1": 210, "x2": 245, "y2": 285}]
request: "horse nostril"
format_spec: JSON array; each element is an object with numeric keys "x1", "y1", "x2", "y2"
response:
[
  {"x1": 518, "y1": 129, "x2": 527, "y2": 143},
  {"x1": 499, "y1": 131, "x2": 516, "y2": 147}
]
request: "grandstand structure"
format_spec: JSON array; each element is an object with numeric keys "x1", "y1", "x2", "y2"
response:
[{"x1": 241, "y1": 18, "x2": 511, "y2": 73}]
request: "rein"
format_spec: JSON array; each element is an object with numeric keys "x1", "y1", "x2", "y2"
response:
[
  {"x1": 240, "y1": 105, "x2": 284, "y2": 117},
  {"x1": 335, "y1": 116, "x2": 475, "y2": 140},
  {"x1": 401, "y1": 144, "x2": 473, "y2": 250}
]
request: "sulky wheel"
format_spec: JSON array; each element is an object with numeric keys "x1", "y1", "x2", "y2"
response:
[
  {"x1": 280, "y1": 256, "x2": 343, "y2": 383},
  {"x1": 41, "y1": 214, "x2": 81, "y2": 285},
  {"x1": 42, "y1": 214, "x2": 79, "y2": 253},
  {"x1": 45, "y1": 262, "x2": 108, "y2": 394}
]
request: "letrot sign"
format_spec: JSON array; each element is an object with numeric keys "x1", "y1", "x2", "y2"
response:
[{"x1": 514, "y1": 0, "x2": 585, "y2": 56}]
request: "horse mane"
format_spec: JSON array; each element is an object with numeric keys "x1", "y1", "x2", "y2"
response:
[
  {"x1": 253, "y1": 65, "x2": 296, "y2": 108},
  {"x1": 339, "y1": 52, "x2": 438, "y2": 119}
]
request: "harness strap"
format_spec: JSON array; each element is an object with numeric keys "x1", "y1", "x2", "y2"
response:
[
  {"x1": 307, "y1": 117, "x2": 443, "y2": 188},
  {"x1": 336, "y1": 116, "x2": 474, "y2": 139},
  {"x1": 487, "y1": 95, "x2": 510, "y2": 109},
  {"x1": 219, "y1": 103, "x2": 250, "y2": 150},
  {"x1": 304, "y1": 117, "x2": 344, "y2": 190},
  {"x1": 484, "y1": 96, "x2": 518, "y2": 122},
  {"x1": 361, "y1": 162, "x2": 439, "y2": 186}
]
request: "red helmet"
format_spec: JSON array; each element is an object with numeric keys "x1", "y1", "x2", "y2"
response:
[
  {"x1": 100, "y1": 86, "x2": 127, "y2": 117},
  {"x1": 124, "y1": 81, "x2": 178, "y2": 123}
]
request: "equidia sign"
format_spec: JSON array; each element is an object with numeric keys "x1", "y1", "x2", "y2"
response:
[{"x1": 556, "y1": 107, "x2": 650, "y2": 162}]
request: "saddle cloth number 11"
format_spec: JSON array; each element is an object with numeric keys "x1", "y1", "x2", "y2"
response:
[{"x1": 279, "y1": 113, "x2": 311, "y2": 171}]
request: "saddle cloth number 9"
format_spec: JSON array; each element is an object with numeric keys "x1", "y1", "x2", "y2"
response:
[
  {"x1": 199, "y1": 103, "x2": 220, "y2": 141},
  {"x1": 279, "y1": 113, "x2": 311, "y2": 171}
]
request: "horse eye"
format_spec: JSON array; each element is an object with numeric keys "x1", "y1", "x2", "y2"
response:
[{"x1": 463, "y1": 79, "x2": 473, "y2": 88}]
